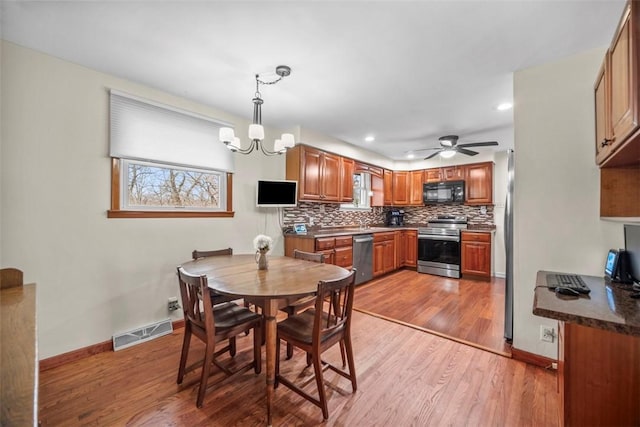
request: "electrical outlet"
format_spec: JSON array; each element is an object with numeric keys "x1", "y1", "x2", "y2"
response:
[
  {"x1": 168, "y1": 296, "x2": 180, "y2": 311},
  {"x1": 540, "y1": 325, "x2": 555, "y2": 343}
]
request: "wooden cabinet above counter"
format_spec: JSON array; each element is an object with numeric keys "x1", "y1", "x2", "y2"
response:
[
  {"x1": 285, "y1": 144, "x2": 493, "y2": 206},
  {"x1": 593, "y1": 0, "x2": 640, "y2": 218}
]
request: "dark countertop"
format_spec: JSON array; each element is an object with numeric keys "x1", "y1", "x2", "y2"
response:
[
  {"x1": 533, "y1": 270, "x2": 640, "y2": 336},
  {"x1": 465, "y1": 225, "x2": 496, "y2": 232},
  {"x1": 284, "y1": 226, "x2": 419, "y2": 239}
]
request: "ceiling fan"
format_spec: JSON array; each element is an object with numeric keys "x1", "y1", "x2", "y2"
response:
[{"x1": 416, "y1": 135, "x2": 499, "y2": 160}]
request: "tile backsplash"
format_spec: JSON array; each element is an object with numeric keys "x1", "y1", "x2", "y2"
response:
[{"x1": 283, "y1": 202, "x2": 494, "y2": 228}]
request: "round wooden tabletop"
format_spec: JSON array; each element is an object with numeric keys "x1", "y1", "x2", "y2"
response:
[{"x1": 180, "y1": 254, "x2": 351, "y2": 298}]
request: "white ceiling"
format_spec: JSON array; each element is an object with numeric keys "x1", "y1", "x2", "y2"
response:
[{"x1": 1, "y1": 1, "x2": 626, "y2": 160}]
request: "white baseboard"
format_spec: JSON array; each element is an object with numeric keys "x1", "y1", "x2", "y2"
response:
[{"x1": 494, "y1": 272, "x2": 506, "y2": 278}]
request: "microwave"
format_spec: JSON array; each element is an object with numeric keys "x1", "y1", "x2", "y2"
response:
[{"x1": 423, "y1": 180, "x2": 465, "y2": 204}]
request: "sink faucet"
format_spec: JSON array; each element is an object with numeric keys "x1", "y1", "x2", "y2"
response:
[{"x1": 358, "y1": 219, "x2": 365, "y2": 230}]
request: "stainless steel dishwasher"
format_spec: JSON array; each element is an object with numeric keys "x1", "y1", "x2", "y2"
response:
[{"x1": 353, "y1": 234, "x2": 373, "y2": 285}]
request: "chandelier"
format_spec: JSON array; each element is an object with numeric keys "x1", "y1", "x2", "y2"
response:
[{"x1": 219, "y1": 65, "x2": 295, "y2": 156}]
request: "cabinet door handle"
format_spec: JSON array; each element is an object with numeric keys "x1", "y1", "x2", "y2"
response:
[{"x1": 601, "y1": 138, "x2": 612, "y2": 147}]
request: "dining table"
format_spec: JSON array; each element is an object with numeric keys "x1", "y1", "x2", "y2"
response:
[{"x1": 179, "y1": 253, "x2": 350, "y2": 426}]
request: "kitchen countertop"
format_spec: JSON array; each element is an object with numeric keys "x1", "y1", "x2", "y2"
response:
[
  {"x1": 284, "y1": 226, "x2": 418, "y2": 239},
  {"x1": 533, "y1": 270, "x2": 640, "y2": 336},
  {"x1": 284, "y1": 224, "x2": 496, "y2": 238}
]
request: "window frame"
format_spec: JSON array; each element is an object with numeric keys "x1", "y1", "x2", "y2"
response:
[{"x1": 108, "y1": 158, "x2": 234, "y2": 218}]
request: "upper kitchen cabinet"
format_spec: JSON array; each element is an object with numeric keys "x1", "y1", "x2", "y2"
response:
[
  {"x1": 340, "y1": 157, "x2": 355, "y2": 202},
  {"x1": 383, "y1": 169, "x2": 393, "y2": 205},
  {"x1": 286, "y1": 145, "x2": 340, "y2": 202},
  {"x1": 355, "y1": 162, "x2": 383, "y2": 178},
  {"x1": 392, "y1": 171, "x2": 410, "y2": 205},
  {"x1": 408, "y1": 170, "x2": 424, "y2": 205},
  {"x1": 465, "y1": 162, "x2": 493, "y2": 205},
  {"x1": 442, "y1": 166, "x2": 465, "y2": 181},
  {"x1": 424, "y1": 168, "x2": 442, "y2": 183},
  {"x1": 596, "y1": 0, "x2": 640, "y2": 167}
]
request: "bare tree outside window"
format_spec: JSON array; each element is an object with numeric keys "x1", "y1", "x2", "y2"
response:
[{"x1": 127, "y1": 163, "x2": 220, "y2": 209}]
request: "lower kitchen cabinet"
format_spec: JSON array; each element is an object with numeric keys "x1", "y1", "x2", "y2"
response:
[
  {"x1": 405, "y1": 230, "x2": 417, "y2": 267},
  {"x1": 461, "y1": 231, "x2": 491, "y2": 279},
  {"x1": 373, "y1": 232, "x2": 396, "y2": 277}
]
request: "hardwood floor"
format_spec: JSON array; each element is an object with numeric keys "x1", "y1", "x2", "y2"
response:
[
  {"x1": 39, "y1": 311, "x2": 558, "y2": 426},
  {"x1": 354, "y1": 270, "x2": 510, "y2": 355}
]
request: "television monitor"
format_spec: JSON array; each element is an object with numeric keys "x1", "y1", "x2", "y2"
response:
[
  {"x1": 624, "y1": 224, "x2": 640, "y2": 281},
  {"x1": 256, "y1": 180, "x2": 298, "y2": 207}
]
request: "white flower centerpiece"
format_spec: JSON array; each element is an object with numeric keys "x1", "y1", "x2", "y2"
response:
[{"x1": 253, "y1": 234, "x2": 273, "y2": 270}]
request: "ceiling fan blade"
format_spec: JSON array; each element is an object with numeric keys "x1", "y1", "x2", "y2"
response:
[
  {"x1": 457, "y1": 148, "x2": 479, "y2": 156},
  {"x1": 409, "y1": 147, "x2": 441, "y2": 153},
  {"x1": 424, "y1": 151, "x2": 441, "y2": 160},
  {"x1": 457, "y1": 141, "x2": 499, "y2": 148}
]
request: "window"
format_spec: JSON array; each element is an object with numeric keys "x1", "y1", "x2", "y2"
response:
[
  {"x1": 123, "y1": 160, "x2": 226, "y2": 211},
  {"x1": 108, "y1": 90, "x2": 234, "y2": 218},
  {"x1": 340, "y1": 172, "x2": 372, "y2": 210}
]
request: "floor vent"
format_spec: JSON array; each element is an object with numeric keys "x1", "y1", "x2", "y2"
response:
[{"x1": 113, "y1": 319, "x2": 173, "y2": 351}]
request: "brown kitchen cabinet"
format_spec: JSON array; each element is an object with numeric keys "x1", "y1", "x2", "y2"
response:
[
  {"x1": 334, "y1": 236, "x2": 353, "y2": 269},
  {"x1": 442, "y1": 166, "x2": 465, "y2": 181},
  {"x1": 461, "y1": 231, "x2": 491, "y2": 279},
  {"x1": 373, "y1": 232, "x2": 396, "y2": 277},
  {"x1": 465, "y1": 162, "x2": 493, "y2": 205},
  {"x1": 405, "y1": 230, "x2": 417, "y2": 267},
  {"x1": 355, "y1": 162, "x2": 383, "y2": 177},
  {"x1": 408, "y1": 170, "x2": 424, "y2": 205},
  {"x1": 285, "y1": 145, "x2": 341, "y2": 202},
  {"x1": 371, "y1": 174, "x2": 384, "y2": 207},
  {"x1": 383, "y1": 169, "x2": 393, "y2": 205},
  {"x1": 396, "y1": 231, "x2": 406, "y2": 266},
  {"x1": 424, "y1": 168, "x2": 442, "y2": 183},
  {"x1": 340, "y1": 157, "x2": 355, "y2": 202},
  {"x1": 392, "y1": 171, "x2": 410, "y2": 205},
  {"x1": 596, "y1": 1, "x2": 640, "y2": 167}
]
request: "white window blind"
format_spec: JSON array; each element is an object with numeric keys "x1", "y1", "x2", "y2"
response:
[{"x1": 109, "y1": 90, "x2": 235, "y2": 172}]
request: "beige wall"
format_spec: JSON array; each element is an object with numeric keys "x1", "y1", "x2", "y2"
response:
[
  {"x1": 1, "y1": 41, "x2": 288, "y2": 358},
  {"x1": 513, "y1": 47, "x2": 624, "y2": 358}
]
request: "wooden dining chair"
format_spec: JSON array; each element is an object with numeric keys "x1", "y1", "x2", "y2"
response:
[
  {"x1": 275, "y1": 270, "x2": 357, "y2": 420},
  {"x1": 0, "y1": 268, "x2": 23, "y2": 289},
  {"x1": 280, "y1": 250, "x2": 326, "y2": 359},
  {"x1": 192, "y1": 248, "x2": 239, "y2": 306},
  {"x1": 176, "y1": 267, "x2": 262, "y2": 408}
]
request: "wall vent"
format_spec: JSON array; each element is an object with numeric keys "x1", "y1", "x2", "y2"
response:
[{"x1": 112, "y1": 318, "x2": 173, "y2": 351}]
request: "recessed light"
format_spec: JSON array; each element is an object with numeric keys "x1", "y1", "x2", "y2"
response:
[
  {"x1": 496, "y1": 102, "x2": 513, "y2": 111},
  {"x1": 365, "y1": 135, "x2": 375, "y2": 142},
  {"x1": 407, "y1": 153, "x2": 415, "y2": 159}
]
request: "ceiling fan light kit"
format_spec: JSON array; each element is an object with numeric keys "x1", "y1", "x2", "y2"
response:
[{"x1": 219, "y1": 65, "x2": 295, "y2": 156}]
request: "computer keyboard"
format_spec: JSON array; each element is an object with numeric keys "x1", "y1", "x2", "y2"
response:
[{"x1": 546, "y1": 274, "x2": 591, "y2": 294}]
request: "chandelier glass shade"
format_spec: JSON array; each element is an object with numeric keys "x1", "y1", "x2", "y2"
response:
[{"x1": 218, "y1": 65, "x2": 295, "y2": 156}]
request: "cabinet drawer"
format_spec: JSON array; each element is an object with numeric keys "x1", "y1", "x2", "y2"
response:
[
  {"x1": 334, "y1": 246, "x2": 353, "y2": 268},
  {"x1": 462, "y1": 232, "x2": 491, "y2": 243},
  {"x1": 374, "y1": 232, "x2": 396, "y2": 242},
  {"x1": 315, "y1": 237, "x2": 335, "y2": 250},
  {"x1": 335, "y1": 236, "x2": 353, "y2": 247}
]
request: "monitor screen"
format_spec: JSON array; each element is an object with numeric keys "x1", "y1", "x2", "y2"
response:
[
  {"x1": 624, "y1": 224, "x2": 640, "y2": 281},
  {"x1": 605, "y1": 249, "x2": 619, "y2": 278},
  {"x1": 256, "y1": 180, "x2": 297, "y2": 207}
]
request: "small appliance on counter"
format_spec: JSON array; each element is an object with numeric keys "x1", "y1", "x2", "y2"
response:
[{"x1": 385, "y1": 209, "x2": 405, "y2": 226}]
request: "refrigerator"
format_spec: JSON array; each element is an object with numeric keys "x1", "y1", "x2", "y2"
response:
[{"x1": 504, "y1": 149, "x2": 514, "y2": 341}]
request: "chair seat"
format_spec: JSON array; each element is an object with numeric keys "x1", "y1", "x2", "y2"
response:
[
  {"x1": 282, "y1": 295, "x2": 316, "y2": 315},
  {"x1": 277, "y1": 309, "x2": 343, "y2": 345},
  {"x1": 212, "y1": 302, "x2": 262, "y2": 330},
  {"x1": 210, "y1": 293, "x2": 238, "y2": 306}
]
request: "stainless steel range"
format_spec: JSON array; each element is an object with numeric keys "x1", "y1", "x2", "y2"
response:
[{"x1": 417, "y1": 215, "x2": 468, "y2": 278}]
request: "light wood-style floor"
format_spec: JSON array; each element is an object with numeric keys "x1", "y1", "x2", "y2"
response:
[
  {"x1": 354, "y1": 270, "x2": 510, "y2": 355},
  {"x1": 39, "y1": 311, "x2": 558, "y2": 426}
]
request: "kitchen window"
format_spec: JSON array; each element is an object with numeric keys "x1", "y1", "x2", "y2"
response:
[
  {"x1": 108, "y1": 90, "x2": 235, "y2": 218},
  {"x1": 341, "y1": 172, "x2": 371, "y2": 210}
]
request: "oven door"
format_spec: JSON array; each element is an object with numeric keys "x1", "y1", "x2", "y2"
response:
[{"x1": 417, "y1": 234, "x2": 461, "y2": 277}]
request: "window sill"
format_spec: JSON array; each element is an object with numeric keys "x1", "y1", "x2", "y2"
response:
[{"x1": 107, "y1": 210, "x2": 235, "y2": 219}]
